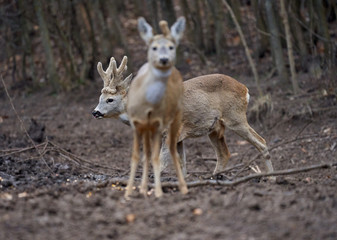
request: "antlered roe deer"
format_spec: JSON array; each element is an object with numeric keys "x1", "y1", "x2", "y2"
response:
[
  {"x1": 125, "y1": 17, "x2": 188, "y2": 198},
  {"x1": 92, "y1": 56, "x2": 132, "y2": 122}
]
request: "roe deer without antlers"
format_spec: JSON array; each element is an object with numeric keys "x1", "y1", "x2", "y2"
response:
[
  {"x1": 168, "y1": 74, "x2": 274, "y2": 175},
  {"x1": 125, "y1": 17, "x2": 188, "y2": 198}
]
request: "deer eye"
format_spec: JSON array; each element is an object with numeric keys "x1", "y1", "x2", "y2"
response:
[
  {"x1": 106, "y1": 98, "x2": 114, "y2": 103},
  {"x1": 152, "y1": 47, "x2": 157, "y2": 51},
  {"x1": 169, "y1": 46, "x2": 174, "y2": 50}
]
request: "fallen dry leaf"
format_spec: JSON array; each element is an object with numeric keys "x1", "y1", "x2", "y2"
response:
[
  {"x1": 86, "y1": 192, "x2": 92, "y2": 198},
  {"x1": 193, "y1": 208, "x2": 203, "y2": 216},
  {"x1": 0, "y1": 193, "x2": 13, "y2": 200},
  {"x1": 18, "y1": 192, "x2": 28, "y2": 198},
  {"x1": 126, "y1": 214, "x2": 136, "y2": 223},
  {"x1": 237, "y1": 140, "x2": 248, "y2": 145}
]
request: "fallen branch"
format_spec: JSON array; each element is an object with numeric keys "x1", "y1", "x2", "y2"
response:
[
  {"x1": 228, "y1": 133, "x2": 334, "y2": 180},
  {"x1": 158, "y1": 162, "x2": 337, "y2": 189}
]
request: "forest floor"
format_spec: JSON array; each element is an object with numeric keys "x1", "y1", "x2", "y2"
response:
[{"x1": 1, "y1": 65, "x2": 336, "y2": 239}]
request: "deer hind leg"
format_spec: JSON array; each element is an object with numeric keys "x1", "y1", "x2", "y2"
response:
[
  {"x1": 226, "y1": 119, "x2": 274, "y2": 173},
  {"x1": 159, "y1": 139, "x2": 187, "y2": 177},
  {"x1": 140, "y1": 131, "x2": 150, "y2": 195},
  {"x1": 177, "y1": 140, "x2": 187, "y2": 176},
  {"x1": 151, "y1": 126, "x2": 164, "y2": 198},
  {"x1": 125, "y1": 130, "x2": 142, "y2": 198},
  {"x1": 168, "y1": 115, "x2": 188, "y2": 195},
  {"x1": 159, "y1": 136, "x2": 170, "y2": 172},
  {"x1": 208, "y1": 122, "x2": 231, "y2": 175}
]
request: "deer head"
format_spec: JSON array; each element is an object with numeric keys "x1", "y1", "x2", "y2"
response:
[
  {"x1": 137, "y1": 16, "x2": 185, "y2": 71},
  {"x1": 92, "y1": 56, "x2": 132, "y2": 119}
]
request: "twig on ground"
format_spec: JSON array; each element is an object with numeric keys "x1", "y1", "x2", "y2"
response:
[
  {"x1": 0, "y1": 142, "x2": 47, "y2": 157},
  {"x1": 1, "y1": 75, "x2": 53, "y2": 172},
  {"x1": 58, "y1": 153, "x2": 114, "y2": 176},
  {"x1": 48, "y1": 140, "x2": 126, "y2": 172},
  {"x1": 157, "y1": 162, "x2": 337, "y2": 189},
  {"x1": 228, "y1": 133, "x2": 333, "y2": 179}
]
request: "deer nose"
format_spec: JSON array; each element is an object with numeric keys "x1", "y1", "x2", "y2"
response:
[
  {"x1": 92, "y1": 110, "x2": 104, "y2": 118},
  {"x1": 159, "y1": 58, "x2": 169, "y2": 65}
]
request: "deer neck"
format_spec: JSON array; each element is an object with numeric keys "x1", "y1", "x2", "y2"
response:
[
  {"x1": 151, "y1": 66, "x2": 173, "y2": 79},
  {"x1": 119, "y1": 112, "x2": 130, "y2": 126},
  {"x1": 118, "y1": 93, "x2": 130, "y2": 126}
]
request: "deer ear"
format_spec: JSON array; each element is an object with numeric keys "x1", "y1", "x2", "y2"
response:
[
  {"x1": 170, "y1": 17, "x2": 185, "y2": 45},
  {"x1": 118, "y1": 73, "x2": 133, "y2": 92},
  {"x1": 138, "y1": 17, "x2": 153, "y2": 45}
]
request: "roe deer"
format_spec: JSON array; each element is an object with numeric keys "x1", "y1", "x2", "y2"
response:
[
  {"x1": 125, "y1": 17, "x2": 188, "y2": 198},
  {"x1": 166, "y1": 74, "x2": 274, "y2": 175},
  {"x1": 92, "y1": 70, "x2": 274, "y2": 176},
  {"x1": 92, "y1": 56, "x2": 132, "y2": 123}
]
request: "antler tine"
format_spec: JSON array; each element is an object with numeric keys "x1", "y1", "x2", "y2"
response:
[
  {"x1": 97, "y1": 57, "x2": 115, "y2": 88},
  {"x1": 109, "y1": 56, "x2": 128, "y2": 89},
  {"x1": 117, "y1": 56, "x2": 128, "y2": 75},
  {"x1": 159, "y1": 20, "x2": 170, "y2": 37}
]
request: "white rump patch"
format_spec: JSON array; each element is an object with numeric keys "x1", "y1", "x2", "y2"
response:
[{"x1": 246, "y1": 92, "x2": 250, "y2": 103}]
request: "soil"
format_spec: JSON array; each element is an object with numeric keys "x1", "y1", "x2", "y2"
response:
[{"x1": 1, "y1": 71, "x2": 336, "y2": 240}]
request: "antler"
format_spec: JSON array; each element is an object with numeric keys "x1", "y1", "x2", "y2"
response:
[
  {"x1": 159, "y1": 20, "x2": 170, "y2": 38},
  {"x1": 112, "y1": 56, "x2": 128, "y2": 84},
  {"x1": 97, "y1": 56, "x2": 129, "y2": 94}
]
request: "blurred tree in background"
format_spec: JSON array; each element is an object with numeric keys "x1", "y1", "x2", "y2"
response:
[{"x1": 0, "y1": 0, "x2": 336, "y2": 94}]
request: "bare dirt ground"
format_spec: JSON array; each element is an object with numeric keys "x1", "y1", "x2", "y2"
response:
[{"x1": 0, "y1": 67, "x2": 336, "y2": 240}]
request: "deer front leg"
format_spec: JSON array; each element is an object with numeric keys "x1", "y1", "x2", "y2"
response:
[
  {"x1": 140, "y1": 132, "x2": 150, "y2": 195},
  {"x1": 125, "y1": 131, "x2": 141, "y2": 199}
]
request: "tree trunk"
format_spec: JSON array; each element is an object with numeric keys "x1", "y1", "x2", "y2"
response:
[
  {"x1": 251, "y1": 0, "x2": 269, "y2": 58},
  {"x1": 159, "y1": 0, "x2": 176, "y2": 25},
  {"x1": 83, "y1": 1, "x2": 97, "y2": 81},
  {"x1": 180, "y1": 0, "x2": 193, "y2": 41},
  {"x1": 280, "y1": 0, "x2": 299, "y2": 94},
  {"x1": 264, "y1": 0, "x2": 288, "y2": 85},
  {"x1": 33, "y1": 0, "x2": 59, "y2": 91},
  {"x1": 313, "y1": 0, "x2": 332, "y2": 64},
  {"x1": 146, "y1": 0, "x2": 160, "y2": 33},
  {"x1": 207, "y1": 0, "x2": 227, "y2": 62},
  {"x1": 229, "y1": 0, "x2": 241, "y2": 24},
  {"x1": 289, "y1": 0, "x2": 309, "y2": 71},
  {"x1": 191, "y1": 0, "x2": 205, "y2": 50},
  {"x1": 222, "y1": 0, "x2": 263, "y2": 97}
]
